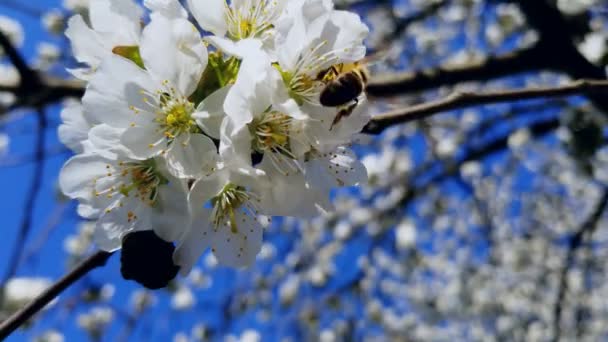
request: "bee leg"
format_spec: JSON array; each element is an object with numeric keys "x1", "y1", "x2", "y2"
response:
[{"x1": 330, "y1": 101, "x2": 359, "y2": 130}]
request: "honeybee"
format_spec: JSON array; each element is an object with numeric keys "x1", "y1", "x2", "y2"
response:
[{"x1": 317, "y1": 62, "x2": 369, "y2": 128}]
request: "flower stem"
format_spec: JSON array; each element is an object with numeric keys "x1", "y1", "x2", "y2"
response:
[{"x1": 0, "y1": 251, "x2": 114, "y2": 340}]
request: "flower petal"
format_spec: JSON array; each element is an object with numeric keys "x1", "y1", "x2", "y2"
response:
[
  {"x1": 165, "y1": 133, "x2": 218, "y2": 179},
  {"x1": 188, "y1": 0, "x2": 228, "y2": 37},
  {"x1": 58, "y1": 103, "x2": 91, "y2": 153},
  {"x1": 89, "y1": 0, "x2": 142, "y2": 44},
  {"x1": 144, "y1": 0, "x2": 187, "y2": 19},
  {"x1": 120, "y1": 124, "x2": 166, "y2": 159},
  {"x1": 140, "y1": 16, "x2": 208, "y2": 95},
  {"x1": 95, "y1": 199, "x2": 149, "y2": 251},
  {"x1": 59, "y1": 154, "x2": 109, "y2": 200},
  {"x1": 173, "y1": 208, "x2": 213, "y2": 276},
  {"x1": 188, "y1": 172, "x2": 228, "y2": 212},
  {"x1": 305, "y1": 147, "x2": 367, "y2": 189},
  {"x1": 151, "y1": 180, "x2": 190, "y2": 242},
  {"x1": 193, "y1": 85, "x2": 230, "y2": 139},
  {"x1": 83, "y1": 55, "x2": 156, "y2": 128},
  {"x1": 210, "y1": 209, "x2": 263, "y2": 268},
  {"x1": 65, "y1": 15, "x2": 107, "y2": 69},
  {"x1": 86, "y1": 124, "x2": 130, "y2": 158}
]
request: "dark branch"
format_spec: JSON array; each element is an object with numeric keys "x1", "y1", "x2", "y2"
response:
[
  {"x1": 0, "y1": 31, "x2": 40, "y2": 88},
  {"x1": 0, "y1": 251, "x2": 114, "y2": 340},
  {"x1": 364, "y1": 79, "x2": 608, "y2": 134},
  {"x1": 552, "y1": 190, "x2": 608, "y2": 342},
  {"x1": 1, "y1": 108, "x2": 47, "y2": 285},
  {"x1": 366, "y1": 44, "x2": 548, "y2": 97}
]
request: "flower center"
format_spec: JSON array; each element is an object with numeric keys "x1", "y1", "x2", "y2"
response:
[
  {"x1": 94, "y1": 159, "x2": 168, "y2": 209},
  {"x1": 250, "y1": 111, "x2": 292, "y2": 156},
  {"x1": 224, "y1": 0, "x2": 281, "y2": 41},
  {"x1": 155, "y1": 83, "x2": 196, "y2": 139},
  {"x1": 211, "y1": 184, "x2": 256, "y2": 234},
  {"x1": 163, "y1": 100, "x2": 194, "y2": 134}
]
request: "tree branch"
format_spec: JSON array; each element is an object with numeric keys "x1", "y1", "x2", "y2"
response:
[
  {"x1": 1, "y1": 108, "x2": 47, "y2": 286},
  {"x1": 0, "y1": 31, "x2": 38, "y2": 84},
  {"x1": 363, "y1": 79, "x2": 608, "y2": 134},
  {"x1": 0, "y1": 31, "x2": 85, "y2": 112},
  {"x1": 0, "y1": 251, "x2": 114, "y2": 340},
  {"x1": 552, "y1": 189, "x2": 608, "y2": 342},
  {"x1": 366, "y1": 44, "x2": 548, "y2": 97}
]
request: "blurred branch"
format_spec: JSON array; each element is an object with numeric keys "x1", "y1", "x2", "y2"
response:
[
  {"x1": 366, "y1": 44, "x2": 547, "y2": 97},
  {"x1": 21, "y1": 203, "x2": 71, "y2": 267},
  {"x1": 1, "y1": 108, "x2": 47, "y2": 287},
  {"x1": 0, "y1": 31, "x2": 38, "y2": 84},
  {"x1": 368, "y1": 0, "x2": 608, "y2": 113},
  {"x1": 0, "y1": 251, "x2": 114, "y2": 340},
  {"x1": 0, "y1": 31, "x2": 84, "y2": 113},
  {"x1": 552, "y1": 189, "x2": 608, "y2": 342},
  {"x1": 514, "y1": 0, "x2": 608, "y2": 111},
  {"x1": 364, "y1": 79, "x2": 608, "y2": 134}
]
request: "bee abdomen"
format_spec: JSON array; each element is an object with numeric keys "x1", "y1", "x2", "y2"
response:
[{"x1": 319, "y1": 72, "x2": 363, "y2": 107}]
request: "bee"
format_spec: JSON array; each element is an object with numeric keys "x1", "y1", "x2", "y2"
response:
[{"x1": 317, "y1": 62, "x2": 369, "y2": 128}]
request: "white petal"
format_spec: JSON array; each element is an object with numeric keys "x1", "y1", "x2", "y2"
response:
[
  {"x1": 210, "y1": 209, "x2": 263, "y2": 268},
  {"x1": 65, "y1": 15, "x2": 107, "y2": 68},
  {"x1": 257, "y1": 158, "x2": 321, "y2": 218},
  {"x1": 144, "y1": 0, "x2": 187, "y2": 19},
  {"x1": 188, "y1": 172, "x2": 228, "y2": 212},
  {"x1": 77, "y1": 204, "x2": 101, "y2": 219},
  {"x1": 275, "y1": 11, "x2": 308, "y2": 71},
  {"x1": 86, "y1": 124, "x2": 130, "y2": 158},
  {"x1": 219, "y1": 118, "x2": 253, "y2": 168},
  {"x1": 188, "y1": 0, "x2": 228, "y2": 37},
  {"x1": 223, "y1": 49, "x2": 272, "y2": 130},
  {"x1": 95, "y1": 199, "x2": 149, "y2": 250},
  {"x1": 120, "y1": 125, "x2": 166, "y2": 159},
  {"x1": 328, "y1": 10, "x2": 368, "y2": 62},
  {"x1": 140, "y1": 16, "x2": 208, "y2": 95},
  {"x1": 83, "y1": 55, "x2": 156, "y2": 128},
  {"x1": 89, "y1": 0, "x2": 142, "y2": 44},
  {"x1": 193, "y1": 85, "x2": 230, "y2": 139},
  {"x1": 94, "y1": 223, "x2": 122, "y2": 252},
  {"x1": 205, "y1": 36, "x2": 263, "y2": 59},
  {"x1": 58, "y1": 103, "x2": 91, "y2": 153},
  {"x1": 151, "y1": 180, "x2": 190, "y2": 242},
  {"x1": 165, "y1": 133, "x2": 218, "y2": 179},
  {"x1": 305, "y1": 147, "x2": 367, "y2": 189},
  {"x1": 59, "y1": 154, "x2": 109, "y2": 200},
  {"x1": 173, "y1": 208, "x2": 213, "y2": 275}
]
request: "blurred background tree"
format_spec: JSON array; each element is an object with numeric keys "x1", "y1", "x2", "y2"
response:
[{"x1": 0, "y1": 0, "x2": 607, "y2": 341}]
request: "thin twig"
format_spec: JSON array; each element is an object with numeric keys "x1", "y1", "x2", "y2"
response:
[
  {"x1": 552, "y1": 190, "x2": 608, "y2": 342},
  {"x1": 364, "y1": 79, "x2": 608, "y2": 134},
  {"x1": 21, "y1": 203, "x2": 71, "y2": 267},
  {"x1": 1, "y1": 108, "x2": 48, "y2": 286},
  {"x1": 0, "y1": 251, "x2": 114, "y2": 340},
  {"x1": 366, "y1": 44, "x2": 548, "y2": 97}
]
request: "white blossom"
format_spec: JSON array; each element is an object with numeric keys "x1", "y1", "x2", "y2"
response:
[{"x1": 60, "y1": 0, "x2": 370, "y2": 275}]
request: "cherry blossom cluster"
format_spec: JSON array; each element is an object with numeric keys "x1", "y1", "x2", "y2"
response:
[{"x1": 58, "y1": 0, "x2": 370, "y2": 273}]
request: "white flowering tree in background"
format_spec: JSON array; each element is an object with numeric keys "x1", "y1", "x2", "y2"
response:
[{"x1": 0, "y1": 0, "x2": 607, "y2": 341}]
